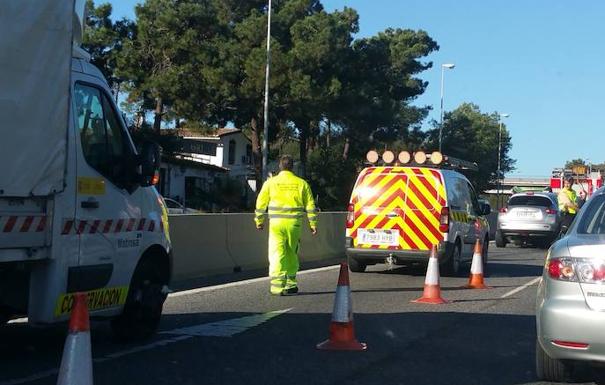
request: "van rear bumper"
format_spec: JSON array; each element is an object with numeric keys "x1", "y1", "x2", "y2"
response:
[{"x1": 345, "y1": 237, "x2": 452, "y2": 263}]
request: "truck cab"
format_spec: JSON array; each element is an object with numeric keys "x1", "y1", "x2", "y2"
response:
[{"x1": 0, "y1": 0, "x2": 171, "y2": 340}]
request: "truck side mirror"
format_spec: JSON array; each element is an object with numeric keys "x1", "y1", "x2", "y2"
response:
[{"x1": 139, "y1": 140, "x2": 161, "y2": 187}]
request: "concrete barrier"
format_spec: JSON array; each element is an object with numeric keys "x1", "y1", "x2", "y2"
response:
[
  {"x1": 169, "y1": 214, "x2": 236, "y2": 281},
  {"x1": 168, "y1": 212, "x2": 347, "y2": 282}
]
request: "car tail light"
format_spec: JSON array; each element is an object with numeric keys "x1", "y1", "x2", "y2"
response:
[
  {"x1": 346, "y1": 204, "x2": 355, "y2": 228},
  {"x1": 551, "y1": 340, "x2": 589, "y2": 349},
  {"x1": 499, "y1": 207, "x2": 508, "y2": 213},
  {"x1": 545, "y1": 208, "x2": 557, "y2": 215},
  {"x1": 439, "y1": 207, "x2": 449, "y2": 232},
  {"x1": 547, "y1": 257, "x2": 605, "y2": 283},
  {"x1": 548, "y1": 258, "x2": 576, "y2": 281}
]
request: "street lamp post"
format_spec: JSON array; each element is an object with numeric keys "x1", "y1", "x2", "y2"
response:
[
  {"x1": 261, "y1": 0, "x2": 272, "y2": 182},
  {"x1": 439, "y1": 63, "x2": 455, "y2": 152},
  {"x1": 497, "y1": 113, "x2": 510, "y2": 210}
]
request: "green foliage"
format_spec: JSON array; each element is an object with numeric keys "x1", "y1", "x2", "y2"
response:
[
  {"x1": 565, "y1": 158, "x2": 586, "y2": 168},
  {"x1": 306, "y1": 141, "x2": 361, "y2": 210},
  {"x1": 82, "y1": 0, "x2": 134, "y2": 87},
  {"x1": 82, "y1": 0, "x2": 516, "y2": 202},
  {"x1": 425, "y1": 103, "x2": 515, "y2": 192}
]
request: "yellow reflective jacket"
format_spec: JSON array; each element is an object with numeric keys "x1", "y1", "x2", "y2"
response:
[
  {"x1": 558, "y1": 187, "x2": 578, "y2": 214},
  {"x1": 255, "y1": 171, "x2": 317, "y2": 228}
]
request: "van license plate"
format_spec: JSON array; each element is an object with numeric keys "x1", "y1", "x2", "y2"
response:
[{"x1": 358, "y1": 229, "x2": 400, "y2": 246}]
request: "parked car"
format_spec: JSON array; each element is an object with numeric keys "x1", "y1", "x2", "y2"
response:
[
  {"x1": 536, "y1": 186, "x2": 605, "y2": 382},
  {"x1": 163, "y1": 197, "x2": 199, "y2": 214},
  {"x1": 496, "y1": 192, "x2": 560, "y2": 248}
]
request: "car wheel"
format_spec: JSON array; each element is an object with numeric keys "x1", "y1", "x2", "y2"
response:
[
  {"x1": 495, "y1": 230, "x2": 506, "y2": 248},
  {"x1": 347, "y1": 256, "x2": 367, "y2": 273},
  {"x1": 111, "y1": 258, "x2": 168, "y2": 342},
  {"x1": 444, "y1": 241, "x2": 462, "y2": 277},
  {"x1": 536, "y1": 339, "x2": 573, "y2": 382}
]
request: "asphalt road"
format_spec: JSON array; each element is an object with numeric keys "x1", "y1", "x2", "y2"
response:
[{"x1": 1, "y1": 244, "x2": 602, "y2": 385}]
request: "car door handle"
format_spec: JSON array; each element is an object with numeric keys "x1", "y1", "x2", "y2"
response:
[{"x1": 81, "y1": 199, "x2": 100, "y2": 209}]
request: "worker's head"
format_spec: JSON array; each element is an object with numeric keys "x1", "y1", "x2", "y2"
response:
[
  {"x1": 564, "y1": 177, "x2": 574, "y2": 188},
  {"x1": 279, "y1": 155, "x2": 294, "y2": 171}
]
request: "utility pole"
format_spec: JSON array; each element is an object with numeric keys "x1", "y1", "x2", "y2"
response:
[{"x1": 261, "y1": 0, "x2": 272, "y2": 181}]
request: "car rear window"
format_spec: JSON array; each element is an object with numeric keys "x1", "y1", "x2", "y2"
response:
[
  {"x1": 508, "y1": 195, "x2": 552, "y2": 207},
  {"x1": 576, "y1": 195, "x2": 605, "y2": 234}
]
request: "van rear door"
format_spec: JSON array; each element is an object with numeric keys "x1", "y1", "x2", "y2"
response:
[{"x1": 350, "y1": 167, "x2": 446, "y2": 251}]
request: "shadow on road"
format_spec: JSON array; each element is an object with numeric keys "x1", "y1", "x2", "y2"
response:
[{"x1": 0, "y1": 310, "x2": 562, "y2": 385}]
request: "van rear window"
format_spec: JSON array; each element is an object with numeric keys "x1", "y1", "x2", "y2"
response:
[{"x1": 508, "y1": 196, "x2": 552, "y2": 207}]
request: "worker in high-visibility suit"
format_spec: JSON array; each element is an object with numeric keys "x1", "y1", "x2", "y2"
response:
[
  {"x1": 255, "y1": 155, "x2": 318, "y2": 296},
  {"x1": 558, "y1": 177, "x2": 578, "y2": 231}
]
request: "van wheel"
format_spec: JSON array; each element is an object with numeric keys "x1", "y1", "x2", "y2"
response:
[
  {"x1": 348, "y1": 257, "x2": 367, "y2": 273},
  {"x1": 444, "y1": 242, "x2": 462, "y2": 277},
  {"x1": 495, "y1": 230, "x2": 507, "y2": 248},
  {"x1": 536, "y1": 339, "x2": 572, "y2": 382},
  {"x1": 111, "y1": 258, "x2": 167, "y2": 342}
]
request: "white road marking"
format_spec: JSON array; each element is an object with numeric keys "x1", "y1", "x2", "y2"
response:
[
  {"x1": 500, "y1": 277, "x2": 542, "y2": 298},
  {"x1": 0, "y1": 309, "x2": 291, "y2": 385},
  {"x1": 169, "y1": 264, "x2": 339, "y2": 298},
  {"x1": 162, "y1": 308, "x2": 291, "y2": 337}
]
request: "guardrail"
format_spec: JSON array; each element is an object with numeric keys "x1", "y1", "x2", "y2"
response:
[{"x1": 168, "y1": 212, "x2": 347, "y2": 282}]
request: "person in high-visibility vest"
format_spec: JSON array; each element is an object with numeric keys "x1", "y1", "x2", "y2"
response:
[
  {"x1": 255, "y1": 155, "x2": 318, "y2": 295},
  {"x1": 558, "y1": 177, "x2": 578, "y2": 230}
]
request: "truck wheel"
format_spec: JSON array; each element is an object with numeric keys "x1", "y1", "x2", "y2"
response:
[
  {"x1": 495, "y1": 230, "x2": 506, "y2": 248},
  {"x1": 536, "y1": 339, "x2": 572, "y2": 382},
  {"x1": 348, "y1": 256, "x2": 367, "y2": 273},
  {"x1": 111, "y1": 258, "x2": 167, "y2": 342},
  {"x1": 443, "y1": 242, "x2": 462, "y2": 277}
]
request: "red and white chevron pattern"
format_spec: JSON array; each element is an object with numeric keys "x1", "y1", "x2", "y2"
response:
[{"x1": 0, "y1": 215, "x2": 46, "y2": 233}]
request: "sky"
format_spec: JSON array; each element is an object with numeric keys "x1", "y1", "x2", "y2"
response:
[{"x1": 102, "y1": 0, "x2": 605, "y2": 177}]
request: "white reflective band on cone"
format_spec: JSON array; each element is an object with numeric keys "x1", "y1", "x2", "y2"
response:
[
  {"x1": 57, "y1": 332, "x2": 93, "y2": 385},
  {"x1": 470, "y1": 252, "x2": 483, "y2": 274},
  {"x1": 424, "y1": 257, "x2": 440, "y2": 286},
  {"x1": 331, "y1": 286, "x2": 352, "y2": 323}
]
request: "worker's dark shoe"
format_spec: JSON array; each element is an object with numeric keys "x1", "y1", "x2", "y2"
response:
[{"x1": 280, "y1": 287, "x2": 299, "y2": 296}]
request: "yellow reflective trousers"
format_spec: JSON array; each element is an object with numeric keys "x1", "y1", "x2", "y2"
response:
[{"x1": 255, "y1": 170, "x2": 317, "y2": 294}]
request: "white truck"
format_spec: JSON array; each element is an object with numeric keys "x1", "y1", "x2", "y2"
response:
[{"x1": 0, "y1": 0, "x2": 172, "y2": 340}]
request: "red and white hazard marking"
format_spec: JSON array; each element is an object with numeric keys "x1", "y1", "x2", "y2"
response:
[
  {"x1": 0, "y1": 215, "x2": 46, "y2": 233},
  {"x1": 61, "y1": 218, "x2": 162, "y2": 235}
]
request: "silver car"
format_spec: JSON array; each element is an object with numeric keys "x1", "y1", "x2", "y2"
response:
[
  {"x1": 496, "y1": 192, "x2": 560, "y2": 248},
  {"x1": 536, "y1": 187, "x2": 605, "y2": 382}
]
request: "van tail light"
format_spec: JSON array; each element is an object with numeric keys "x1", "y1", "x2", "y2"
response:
[
  {"x1": 545, "y1": 208, "x2": 557, "y2": 215},
  {"x1": 346, "y1": 204, "x2": 355, "y2": 228},
  {"x1": 499, "y1": 207, "x2": 508, "y2": 213},
  {"x1": 547, "y1": 257, "x2": 605, "y2": 283},
  {"x1": 439, "y1": 207, "x2": 449, "y2": 233}
]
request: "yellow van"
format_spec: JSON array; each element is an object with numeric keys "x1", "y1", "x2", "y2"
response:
[{"x1": 345, "y1": 151, "x2": 490, "y2": 275}]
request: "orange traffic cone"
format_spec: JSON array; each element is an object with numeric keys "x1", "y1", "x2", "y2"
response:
[
  {"x1": 57, "y1": 293, "x2": 93, "y2": 385},
  {"x1": 465, "y1": 240, "x2": 491, "y2": 289},
  {"x1": 316, "y1": 262, "x2": 367, "y2": 351},
  {"x1": 412, "y1": 245, "x2": 450, "y2": 304}
]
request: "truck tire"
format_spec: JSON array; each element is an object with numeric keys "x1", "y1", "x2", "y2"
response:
[
  {"x1": 348, "y1": 256, "x2": 367, "y2": 273},
  {"x1": 495, "y1": 230, "x2": 507, "y2": 248},
  {"x1": 443, "y1": 241, "x2": 462, "y2": 277},
  {"x1": 111, "y1": 258, "x2": 168, "y2": 342},
  {"x1": 536, "y1": 339, "x2": 572, "y2": 382}
]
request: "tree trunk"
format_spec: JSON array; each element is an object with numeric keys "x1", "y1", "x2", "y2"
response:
[
  {"x1": 326, "y1": 119, "x2": 331, "y2": 147},
  {"x1": 153, "y1": 97, "x2": 163, "y2": 134},
  {"x1": 299, "y1": 121, "x2": 309, "y2": 178},
  {"x1": 250, "y1": 116, "x2": 262, "y2": 191},
  {"x1": 343, "y1": 135, "x2": 350, "y2": 160}
]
